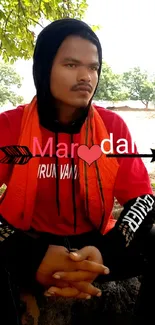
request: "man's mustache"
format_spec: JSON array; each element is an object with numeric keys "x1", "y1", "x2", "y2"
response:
[{"x1": 71, "y1": 82, "x2": 93, "y2": 93}]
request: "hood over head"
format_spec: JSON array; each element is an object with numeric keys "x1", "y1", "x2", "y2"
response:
[{"x1": 32, "y1": 18, "x2": 102, "y2": 130}]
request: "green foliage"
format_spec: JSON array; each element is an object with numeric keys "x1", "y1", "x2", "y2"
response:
[
  {"x1": 94, "y1": 61, "x2": 129, "y2": 103},
  {"x1": 0, "y1": 0, "x2": 88, "y2": 63},
  {"x1": 95, "y1": 64, "x2": 155, "y2": 108},
  {"x1": 0, "y1": 61, "x2": 24, "y2": 107},
  {"x1": 122, "y1": 67, "x2": 155, "y2": 108}
]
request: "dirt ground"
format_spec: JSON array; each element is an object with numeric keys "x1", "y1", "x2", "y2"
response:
[
  {"x1": 149, "y1": 172, "x2": 155, "y2": 195},
  {"x1": 149, "y1": 172, "x2": 155, "y2": 183}
]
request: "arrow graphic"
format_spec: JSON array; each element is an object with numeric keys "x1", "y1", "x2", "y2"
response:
[
  {"x1": 0, "y1": 145, "x2": 47, "y2": 165},
  {"x1": 0, "y1": 145, "x2": 155, "y2": 165},
  {"x1": 0, "y1": 145, "x2": 73, "y2": 165},
  {"x1": 106, "y1": 148, "x2": 155, "y2": 163}
]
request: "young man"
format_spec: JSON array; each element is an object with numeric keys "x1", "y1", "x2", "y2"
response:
[{"x1": 0, "y1": 18, "x2": 155, "y2": 324}]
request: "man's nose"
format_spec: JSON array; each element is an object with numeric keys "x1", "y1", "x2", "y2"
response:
[{"x1": 77, "y1": 66, "x2": 91, "y2": 83}]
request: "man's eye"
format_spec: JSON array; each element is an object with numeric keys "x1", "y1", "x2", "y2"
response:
[
  {"x1": 90, "y1": 66, "x2": 98, "y2": 71},
  {"x1": 66, "y1": 64, "x2": 76, "y2": 68}
]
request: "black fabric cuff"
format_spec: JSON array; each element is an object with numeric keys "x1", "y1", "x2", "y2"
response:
[{"x1": 97, "y1": 194, "x2": 155, "y2": 259}]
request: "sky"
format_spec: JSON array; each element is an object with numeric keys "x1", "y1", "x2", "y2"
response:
[{"x1": 12, "y1": 0, "x2": 155, "y2": 103}]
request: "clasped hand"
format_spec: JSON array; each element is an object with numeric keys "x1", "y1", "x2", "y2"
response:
[{"x1": 36, "y1": 245, "x2": 110, "y2": 299}]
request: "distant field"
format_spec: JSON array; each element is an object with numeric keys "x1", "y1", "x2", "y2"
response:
[{"x1": 114, "y1": 110, "x2": 155, "y2": 175}]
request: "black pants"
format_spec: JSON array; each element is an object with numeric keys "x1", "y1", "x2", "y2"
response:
[
  {"x1": 98, "y1": 231, "x2": 155, "y2": 325},
  {"x1": 0, "y1": 264, "x2": 22, "y2": 325},
  {"x1": 1, "y1": 226, "x2": 155, "y2": 325}
]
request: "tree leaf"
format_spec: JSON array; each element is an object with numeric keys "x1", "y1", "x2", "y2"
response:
[
  {"x1": 0, "y1": 0, "x2": 89, "y2": 62},
  {"x1": 0, "y1": 61, "x2": 24, "y2": 107}
]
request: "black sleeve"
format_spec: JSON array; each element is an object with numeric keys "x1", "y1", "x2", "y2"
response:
[
  {"x1": 0, "y1": 214, "x2": 49, "y2": 289},
  {"x1": 97, "y1": 194, "x2": 155, "y2": 257}
]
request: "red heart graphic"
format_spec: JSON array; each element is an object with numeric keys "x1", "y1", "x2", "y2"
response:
[{"x1": 77, "y1": 145, "x2": 102, "y2": 166}]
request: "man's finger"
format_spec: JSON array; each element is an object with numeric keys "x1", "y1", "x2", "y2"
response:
[
  {"x1": 52, "y1": 270, "x2": 94, "y2": 282},
  {"x1": 44, "y1": 286, "x2": 80, "y2": 298},
  {"x1": 69, "y1": 246, "x2": 95, "y2": 261},
  {"x1": 77, "y1": 260, "x2": 110, "y2": 275},
  {"x1": 51, "y1": 279, "x2": 71, "y2": 288},
  {"x1": 44, "y1": 286, "x2": 94, "y2": 300},
  {"x1": 76, "y1": 292, "x2": 92, "y2": 299},
  {"x1": 72, "y1": 281, "x2": 102, "y2": 297}
]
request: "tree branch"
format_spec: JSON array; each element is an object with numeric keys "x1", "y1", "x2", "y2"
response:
[
  {"x1": 141, "y1": 99, "x2": 146, "y2": 105},
  {"x1": 18, "y1": 0, "x2": 44, "y2": 28},
  {"x1": 28, "y1": 17, "x2": 44, "y2": 28},
  {"x1": 3, "y1": 9, "x2": 14, "y2": 34}
]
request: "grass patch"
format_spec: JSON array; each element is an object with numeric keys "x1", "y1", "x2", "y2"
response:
[{"x1": 151, "y1": 182, "x2": 155, "y2": 189}]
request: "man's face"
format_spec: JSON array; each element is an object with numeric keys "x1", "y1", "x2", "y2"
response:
[{"x1": 50, "y1": 35, "x2": 99, "y2": 109}]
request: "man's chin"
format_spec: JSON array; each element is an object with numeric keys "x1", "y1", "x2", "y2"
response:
[{"x1": 72, "y1": 98, "x2": 91, "y2": 109}]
